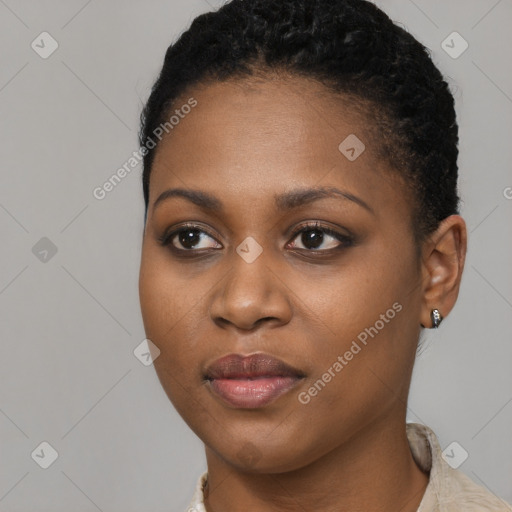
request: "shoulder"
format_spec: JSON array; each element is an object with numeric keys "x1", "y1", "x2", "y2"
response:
[
  {"x1": 437, "y1": 468, "x2": 512, "y2": 511},
  {"x1": 185, "y1": 471, "x2": 208, "y2": 512},
  {"x1": 407, "y1": 423, "x2": 512, "y2": 511}
]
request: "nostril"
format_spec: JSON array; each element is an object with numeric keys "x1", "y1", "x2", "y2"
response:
[{"x1": 256, "y1": 316, "x2": 277, "y2": 325}]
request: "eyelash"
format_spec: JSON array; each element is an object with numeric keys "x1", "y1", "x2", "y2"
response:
[{"x1": 158, "y1": 221, "x2": 354, "y2": 257}]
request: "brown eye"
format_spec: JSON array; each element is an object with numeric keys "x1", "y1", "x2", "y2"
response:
[
  {"x1": 159, "y1": 224, "x2": 222, "y2": 252},
  {"x1": 176, "y1": 228, "x2": 203, "y2": 250},
  {"x1": 287, "y1": 222, "x2": 353, "y2": 252},
  {"x1": 296, "y1": 228, "x2": 328, "y2": 250}
]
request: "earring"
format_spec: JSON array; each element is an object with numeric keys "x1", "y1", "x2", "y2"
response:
[{"x1": 431, "y1": 309, "x2": 442, "y2": 329}]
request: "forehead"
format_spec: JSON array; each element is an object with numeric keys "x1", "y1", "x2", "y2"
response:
[{"x1": 148, "y1": 76, "x2": 407, "y2": 218}]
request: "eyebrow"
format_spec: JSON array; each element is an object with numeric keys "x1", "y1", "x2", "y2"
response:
[{"x1": 152, "y1": 185, "x2": 374, "y2": 215}]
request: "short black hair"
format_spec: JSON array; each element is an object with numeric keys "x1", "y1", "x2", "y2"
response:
[{"x1": 139, "y1": 0, "x2": 460, "y2": 241}]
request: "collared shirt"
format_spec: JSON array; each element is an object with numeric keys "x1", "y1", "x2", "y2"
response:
[{"x1": 185, "y1": 423, "x2": 511, "y2": 511}]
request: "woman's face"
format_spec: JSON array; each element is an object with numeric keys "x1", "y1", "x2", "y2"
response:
[{"x1": 139, "y1": 76, "x2": 425, "y2": 472}]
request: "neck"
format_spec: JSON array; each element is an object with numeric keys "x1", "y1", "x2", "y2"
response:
[{"x1": 203, "y1": 414, "x2": 429, "y2": 512}]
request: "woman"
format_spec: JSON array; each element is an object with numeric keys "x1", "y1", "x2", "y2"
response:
[{"x1": 138, "y1": 0, "x2": 511, "y2": 510}]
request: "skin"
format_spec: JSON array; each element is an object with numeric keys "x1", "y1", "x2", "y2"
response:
[{"x1": 138, "y1": 75, "x2": 467, "y2": 512}]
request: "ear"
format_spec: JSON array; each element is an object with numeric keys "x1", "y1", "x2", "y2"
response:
[{"x1": 419, "y1": 215, "x2": 467, "y2": 328}]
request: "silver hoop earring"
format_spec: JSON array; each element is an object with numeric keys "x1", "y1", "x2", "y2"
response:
[{"x1": 431, "y1": 309, "x2": 442, "y2": 329}]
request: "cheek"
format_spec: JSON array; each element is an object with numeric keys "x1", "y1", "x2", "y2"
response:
[
  {"x1": 139, "y1": 249, "x2": 207, "y2": 416},
  {"x1": 138, "y1": 246, "x2": 203, "y2": 387},
  {"x1": 298, "y1": 242, "x2": 420, "y2": 397},
  {"x1": 139, "y1": 244, "x2": 198, "y2": 336},
  {"x1": 138, "y1": 241, "x2": 222, "y2": 355},
  {"x1": 308, "y1": 244, "x2": 417, "y2": 336}
]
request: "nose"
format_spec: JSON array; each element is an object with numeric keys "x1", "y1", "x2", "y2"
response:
[{"x1": 209, "y1": 249, "x2": 293, "y2": 332}]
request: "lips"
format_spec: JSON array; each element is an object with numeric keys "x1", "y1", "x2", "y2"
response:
[{"x1": 204, "y1": 353, "x2": 305, "y2": 408}]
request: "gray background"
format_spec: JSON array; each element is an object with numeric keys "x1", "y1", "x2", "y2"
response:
[{"x1": 1, "y1": 0, "x2": 511, "y2": 510}]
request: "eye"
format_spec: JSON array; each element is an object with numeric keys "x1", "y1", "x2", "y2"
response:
[
  {"x1": 158, "y1": 223, "x2": 222, "y2": 252},
  {"x1": 287, "y1": 222, "x2": 353, "y2": 252},
  {"x1": 158, "y1": 221, "x2": 353, "y2": 256}
]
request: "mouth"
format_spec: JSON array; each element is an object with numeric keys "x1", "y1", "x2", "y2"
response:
[{"x1": 204, "y1": 352, "x2": 306, "y2": 409}]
